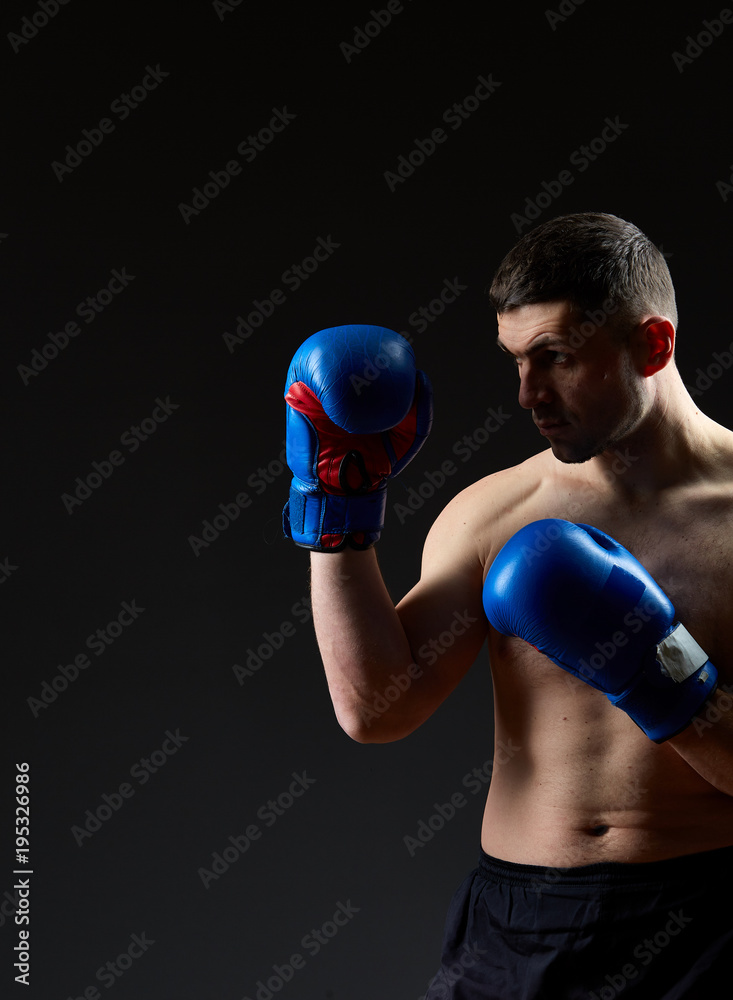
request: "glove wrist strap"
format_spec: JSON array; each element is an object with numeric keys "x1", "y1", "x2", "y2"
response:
[
  {"x1": 656, "y1": 623, "x2": 709, "y2": 683},
  {"x1": 283, "y1": 481, "x2": 387, "y2": 551},
  {"x1": 609, "y1": 633, "x2": 718, "y2": 743}
]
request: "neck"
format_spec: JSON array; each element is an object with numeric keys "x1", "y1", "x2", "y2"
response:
[{"x1": 590, "y1": 369, "x2": 716, "y2": 497}]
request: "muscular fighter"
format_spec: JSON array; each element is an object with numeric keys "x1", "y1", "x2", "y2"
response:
[{"x1": 282, "y1": 213, "x2": 733, "y2": 997}]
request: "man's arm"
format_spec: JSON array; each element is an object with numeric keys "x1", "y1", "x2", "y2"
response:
[
  {"x1": 483, "y1": 518, "x2": 733, "y2": 793},
  {"x1": 282, "y1": 324, "x2": 488, "y2": 742},
  {"x1": 667, "y1": 683, "x2": 733, "y2": 796},
  {"x1": 310, "y1": 493, "x2": 489, "y2": 743}
]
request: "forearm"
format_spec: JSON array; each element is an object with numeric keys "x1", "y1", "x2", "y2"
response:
[
  {"x1": 667, "y1": 684, "x2": 733, "y2": 796},
  {"x1": 282, "y1": 323, "x2": 441, "y2": 737},
  {"x1": 310, "y1": 546, "x2": 418, "y2": 743}
]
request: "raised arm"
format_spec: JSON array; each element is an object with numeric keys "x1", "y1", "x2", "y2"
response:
[
  {"x1": 282, "y1": 324, "x2": 488, "y2": 743},
  {"x1": 311, "y1": 491, "x2": 488, "y2": 742}
]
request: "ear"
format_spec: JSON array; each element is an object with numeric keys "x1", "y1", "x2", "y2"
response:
[{"x1": 639, "y1": 317, "x2": 675, "y2": 377}]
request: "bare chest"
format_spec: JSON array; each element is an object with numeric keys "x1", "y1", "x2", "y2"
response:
[
  {"x1": 490, "y1": 488, "x2": 733, "y2": 677},
  {"x1": 583, "y1": 507, "x2": 730, "y2": 673},
  {"x1": 478, "y1": 465, "x2": 733, "y2": 862}
]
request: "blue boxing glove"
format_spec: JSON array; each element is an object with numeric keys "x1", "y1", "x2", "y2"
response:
[
  {"x1": 483, "y1": 519, "x2": 718, "y2": 743},
  {"x1": 283, "y1": 325, "x2": 433, "y2": 551}
]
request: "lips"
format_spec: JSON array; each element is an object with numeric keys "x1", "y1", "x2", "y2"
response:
[{"x1": 534, "y1": 417, "x2": 569, "y2": 436}]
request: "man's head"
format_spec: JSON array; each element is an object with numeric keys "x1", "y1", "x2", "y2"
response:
[
  {"x1": 490, "y1": 214, "x2": 678, "y2": 465},
  {"x1": 488, "y1": 212, "x2": 677, "y2": 332}
]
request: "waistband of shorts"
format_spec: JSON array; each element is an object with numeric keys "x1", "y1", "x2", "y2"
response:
[{"x1": 478, "y1": 844, "x2": 733, "y2": 888}]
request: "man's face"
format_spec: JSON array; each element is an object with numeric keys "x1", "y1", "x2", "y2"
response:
[{"x1": 496, "y1": 300, "x2": 646, "y2": 464}]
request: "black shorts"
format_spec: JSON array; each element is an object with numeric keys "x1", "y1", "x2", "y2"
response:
[{"x1": 425, "y1": 846, "x2": 733, "y2": 999}]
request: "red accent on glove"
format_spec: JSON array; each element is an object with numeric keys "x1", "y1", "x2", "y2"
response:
[{"x1": 284, "y1": 381, "x2": 420, "y2": 495}]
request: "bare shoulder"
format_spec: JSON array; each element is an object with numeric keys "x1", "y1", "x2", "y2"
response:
[{"x1": 424, "y1": 449, "x2": 554, "y2": 572}]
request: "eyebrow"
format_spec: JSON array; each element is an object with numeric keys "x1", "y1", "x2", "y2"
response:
[{"x1": 496, "y1": 334, "x2": 569, "y2": 358}]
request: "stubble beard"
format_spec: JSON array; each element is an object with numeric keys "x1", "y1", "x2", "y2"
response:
[{"x1": 548, "y1": 396, "x2": 646, "y2": 466}]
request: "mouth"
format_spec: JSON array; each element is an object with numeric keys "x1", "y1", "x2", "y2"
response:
[{"x1": 534, "y1": 418, "x2": 569, "y2": 436}]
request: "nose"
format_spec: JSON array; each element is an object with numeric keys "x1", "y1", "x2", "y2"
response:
[{"x1": 517, "y1": 362, "x2": 553, "y2": 410}]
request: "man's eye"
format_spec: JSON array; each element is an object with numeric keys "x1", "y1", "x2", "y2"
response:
[{"x1": 549, "y1": 351, "x2": 569, "y2": 364}]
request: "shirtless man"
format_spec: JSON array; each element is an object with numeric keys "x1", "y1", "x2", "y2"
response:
[{"x1": 283, "y1": 213, "x2": 733, "y2": 997}]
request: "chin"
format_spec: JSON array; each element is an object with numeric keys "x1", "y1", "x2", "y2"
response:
[
  {"x1": 550, "y1": 439, "x2": 605, "y2": 465},
  {"x1": 554, "y1": 452, "x2": 594, "y2": 466}
]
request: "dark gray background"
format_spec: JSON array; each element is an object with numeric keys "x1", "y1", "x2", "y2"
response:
[{"x1": 3, "y1": 1, "x2": 732, "y2": 997}]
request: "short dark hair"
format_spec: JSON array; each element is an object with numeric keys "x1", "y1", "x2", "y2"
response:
[{"x1": 488, "y1": 212, "x2": 677, "y2": 328}]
